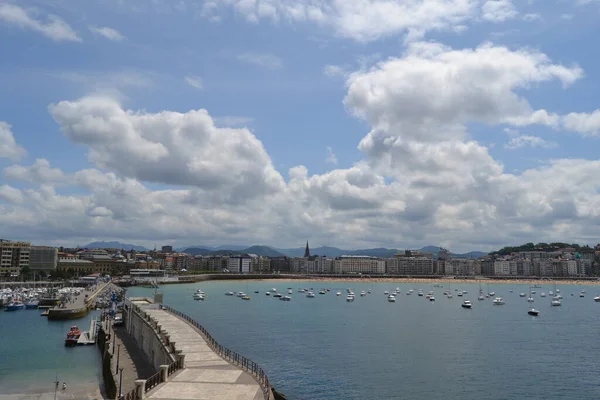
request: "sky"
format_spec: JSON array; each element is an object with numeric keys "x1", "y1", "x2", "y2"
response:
[{"x1": 1, "y1": 0, "x2": 600, "y2": 253}]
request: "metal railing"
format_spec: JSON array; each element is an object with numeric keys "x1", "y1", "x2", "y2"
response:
[
  {"x1": 144, "y1": 371, "x2": 162, "y2": 393},
  {"x1": 167, "y1": 358, "x2": 183, "y2": 376},
  {"x1": 122, "y1": 388, "x2": 139, "y2": 400},
  {"x1": 162, "y1": 305, "x2": 273, "y2": 400}
]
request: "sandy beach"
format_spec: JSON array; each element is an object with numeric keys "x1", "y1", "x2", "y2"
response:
[
  {"x1": 0, "y1": 384, "x2": 105, "y2": 400},
  {"x1": 247, "y1": 277, "x2": 600, "y2": 286}
]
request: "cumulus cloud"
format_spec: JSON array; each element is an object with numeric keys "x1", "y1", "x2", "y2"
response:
[
  {"x1": 562, "y1": 110, "x2": 600, "y2": 136},
  {"x1": 481, "y1": 0, "x2": 518, "y2": 22},
  {"x1": 48, "y1": 96, "x2": 285, "y2": 202},
  {"x1": 3, "y1": 158, "x2": 65, "y2": 183},
  {"x1": 0, "y1": 122, "x2": 26, "y2": 161},
  {"x1": 325, "y1": 146, "x2": 338, "y2": 165},
  {"x1": 4, "y1": 41, "x2": 600, "y2": 251},
  {"x1": 89, "y1": 26, "x2": 125, "y2": 41},
  {"x1": 0, "y1": 3, "x2": 81, "y2": 42}
]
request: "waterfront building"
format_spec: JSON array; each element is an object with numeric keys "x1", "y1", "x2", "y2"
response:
[
  {"x1": 334, "y1": 255, "x2": 385, "y2": 274},
  {"x1": 251, "y1": 256, "x2": 271, "y2": 273},
  {"x1": 0, "y1": 239, "x2": 31, "y2": 278},
  {"x1": 29, "y1": 246, "x2": 58, "y2": 272},
  {"x1": 228, "y1": 255, "x2": 252, "y2": 273},
  {"x1": 270, "y1": 256, "x2": 291, "y2": 272},
  {"x1": 57, "y1": 258, "x2": 97, "y2": 275},
  {"x1": 386, "y1": 252, "x2": 434, "y2": 275},
  {"x1": 443, "y1": 258, "x2": 478, "y2": 276}
]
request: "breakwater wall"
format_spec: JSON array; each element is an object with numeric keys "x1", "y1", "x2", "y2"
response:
[{"x1": 97, "y1": 326, "x2": 118, "y2": 399}]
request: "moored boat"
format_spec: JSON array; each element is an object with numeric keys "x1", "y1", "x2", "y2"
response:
[
  {"x1": 25, "y1": 300, "x2": 39, "y2": 309},
  {"x1": 65, "y1": 326, "x2": 81, "y2": 346},
  {"x1": 461, "y1": 300, "x2": 472, "y2": 309},
  {"x1": 5, "y1": 301, "x2": 25, "y2": 311}
]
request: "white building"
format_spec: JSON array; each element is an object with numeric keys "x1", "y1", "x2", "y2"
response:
[
  {"x1": 334, "y1": 256, "x2": 386, "y2": 274},
  {"x1": 493, "y1": 260, "x2": 511, "y2": 275},
  {"x1": 228, "y1": 256, "x2": 252, "y2": 273},
  {"x1": 387, "y1": 256, "x2": 433, "y2": 275}
]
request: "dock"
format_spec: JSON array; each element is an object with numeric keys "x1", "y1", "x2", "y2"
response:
[
  {"x1": 143, "y1": 308, "x2": 269, "y2": 400},
  {"x1": 47, "y1": 281, "x2": 116, "y2": 320},
  {"x1": 76, "y1": 318, "x2": 98, "y2": 345}
]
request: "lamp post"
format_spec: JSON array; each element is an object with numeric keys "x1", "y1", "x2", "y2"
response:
[
  {"x1": 115, "y1": 343, "x2": 120, "y2": 374},
  {"x1": 118, "y1": 367, "x2": 124, "y2": 399}
]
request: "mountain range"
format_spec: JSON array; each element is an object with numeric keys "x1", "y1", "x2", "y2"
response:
[{"x1": 80, "y1": 241, "x2": 487, "y2": 259}]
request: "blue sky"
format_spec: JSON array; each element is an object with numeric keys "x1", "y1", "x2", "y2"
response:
[{"x1": 1, "y1": 0, "x2": 600, "y2": 252}]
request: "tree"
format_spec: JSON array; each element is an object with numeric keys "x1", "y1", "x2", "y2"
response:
[{"x1": 20, "y1": 266, "x2": 32, "y2": 281}]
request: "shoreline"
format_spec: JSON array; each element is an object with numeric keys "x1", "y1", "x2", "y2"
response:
[{"x1": 185, "y1": 276, "x2": 600, "y2": 286}]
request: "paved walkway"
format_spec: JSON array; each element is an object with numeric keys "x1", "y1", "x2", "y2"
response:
[
  {"x1": 143, "y1": 309, "x2": 265, "y2": 400},
  {"x1": 108, "y1": 325, "x2": 156, "y2": 396}
]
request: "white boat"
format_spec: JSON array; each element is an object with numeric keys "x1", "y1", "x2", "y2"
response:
[
  {"x1": 273, "y1": 292, "x2": 282, "y2": 298},
  {"x1": 429, "y1": 296, "x2": 435, "y2": 301},
  {"x1": 237, "y1": 292, "x2": 246, "y2": 298},
  {"x1": 280, "y1": 296, "x2": 291, "y2": 301},
  {"x1": 346, "y1": 294, "x2": 355, "y2": 302},
  {"x1": 368, "y1": 289, "x2": 372, "y2": 294},
  {"x1": 417, "y1": 290, "x2": 424, "y2": 297},
  {"x1": 540, "y1": 292, "x2": 546, "y2": 297},
  {"x1": 225, "y1": 292, "x2": 234, "y2": 296},
  {"x1": 477, "y1": 294, "x2": 485, "y2": 301},
  {"x1": 297, "y1": 289, "x2": 305, "y2": 293},
  {"x1": 457, "y1": 292, "x2": 463, "y2": 297},
  {"x1": 196, "y1": 289, "x2": 205, "y2": 294},
  {"x1": 593, "y1": 296, "x2": 600, "y2": 302},
  {"x1": 384, "y1": 290, "x2": 389, "y2": 295},
  {"x1": 493, "y1": 297, "x2": 505, "y2": 305},
  {"x1": 387, "y1": 295, "x2": 396, "y2": 303},
  {"x1": 461, "y1": 300, "x2": 472, "y2": 309},
  {"x1": 527, "y1": 297, "x2": 534, "y2": 303},
  {"x1": 336, "y1": 291, "x2": 342, "y2": 296},
  {"x1": 579, "y1": 292, "x2": 585, "y2": 298},
  {"x1": 519, "y1": 292, "x2": 526, "y2": 297},
  {"x1": 551, "y1": 299, "x2": 561, "y2": 306},
  {"x1": 462, "y1": 291, "x2": 468, "y2": 295},
  {"x1": 319, "y1": 290, "x2": 326, "y2": 295},
  {"x1": 272, "y1": 288, "x2": 277, "y2": 292},
  {"x1": 306, "y1": 292, "x2": 315, "y2": 298},
  {"x1": 265, "y1": 291, "x2": 271, "y2": 296},
  {"x1": 288, "y1": 289, "x2": 293, "y2": 294},
  {"x1": 360, "y1": 291, "x2": 367, "y2": 297},
  {"x1": 447, "y1": 293, "x2": 453, "y2": 299},
  {"x1": 193, "y1": 293, "x2": 205, "y2": 301},
  {"x1": 488, "y1": 292, "x2": 495, "y2": 296}
]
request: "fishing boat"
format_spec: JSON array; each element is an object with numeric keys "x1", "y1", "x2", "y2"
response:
[
  {"x1": 65, "y1": 326, "x2": 81, "y2": 346},
  {"x1": 25, "y1": 300, "x2": 39, "y2": 309},
  {"x1": 5, "y1": 300, "x2": 25, "y2": 311}
]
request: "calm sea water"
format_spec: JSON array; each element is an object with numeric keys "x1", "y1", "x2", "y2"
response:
[
  {"x1": 0, "y1": 309, "x2": 102, "y2": 394},
  {"x1": 2, "y1": 282, "x2": 599, "y2": 399},
  {"x1": 128, "y1": 281, "x2": 600, "y2": 400}
]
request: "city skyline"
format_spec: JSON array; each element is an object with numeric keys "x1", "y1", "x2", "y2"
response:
[{"x1": 2, "y1": 2, "x2": 600, "y2": 253}]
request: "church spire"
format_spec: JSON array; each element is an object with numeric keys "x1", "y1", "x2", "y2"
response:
[{"x1": 304, "y1": 241, "x2": 310, "y2": 257}]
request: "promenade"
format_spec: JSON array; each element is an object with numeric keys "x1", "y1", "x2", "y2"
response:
[
  {"x1": 143, "y1": 309, "x2": 266, "y2": 400},
  {"x1": 47, "y1": 281, "x2": 114, "y2": 320}
]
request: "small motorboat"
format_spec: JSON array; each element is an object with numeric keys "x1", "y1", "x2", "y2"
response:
[
  {"x1": 319, "y1": 290, "x2": 326, "y2": 295},
  {"x1": 527, "y1": 297, "x2": 535, "y2": 303},
  {"x1": 273, "y1": 293, "x2": 282, "y2": 298},
  {"x1": 447, "y1": 293, "x2": 453, "y2": 299},
  {"x1": 551, "y1": 299, "x2": 561, "y2": 306},
  {"x1": 360, "y1": 291, "x2": 367, "y2": 297},
  {"x1": 279, "y1": 296, "x2": 291, "y2": 301},
  {"x1": 457, "y1": 292, "x2": 463, "y2": 297},
  {"x1": 306, "y1": 292, "x2": 315, "y2": 298},
  {"x1": 254, "y1": 291, "x2": 259, "y2": 294},
  {"x1": 241, "y1": 295, "x2": 251, "y2": 300},
  {"x1": 65, "y1": 326, "x2": 81, "y2": 346},
  {"x1": 528, "y1": 308, "x2": 540, "y2": 316},
  {"x1": 384, "y1": 290, "x2": 389, "y2": 295},
  {"x1": 193, "y1": 293, "x2": 205, "y2": 301},
  {"x1": 579, "y1": 292, "x2": 585, "y2": 298},
  {"x1": 594, "y1": 296, "x2": 600, "y2": 302},
  {"x1": 265, "y1": 291, "x2": 271, "y2": 296},
  {"x1": 225, "y1": 292, "x2": 234, "y2": 296},
  {"x1": 488, "y1": 292, "x2": 496, "y2": 297},
  {"x1": 461, "y1": 300, "x2": 473, "y2": 309},
  {"x1": 519, "y1": 292, "x2": 526, "y2": 297},
  {"x1": 336, "y1": 291, "x2": 342, "y2": 296},
  {"x1": 429, "y1": 296, "x2": 435, "y2": 301},
  {"x1": 346, "y1": 294, "x2": 355, "y2": 302},
  {"x1": 288, "y1": 289, "x2": 293, "y2": 294},
  {"x1": 540, "y1": 292, "x2": 546, "y2": 297},
  {"x1": 493, "y1": 297, "x2": 505, "y2": 305},
  {"x1": 387, "y1": 295, "x2": 396, "y2": 303},
  {"x1": 25, "y1": 300, "x2": 39, "y2": 309}
]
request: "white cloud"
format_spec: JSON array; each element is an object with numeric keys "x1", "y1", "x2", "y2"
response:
[
  {"x1": 89, "y1": 26, "x2": 125, "y2": 41},
  {"x1": 184, "y1": 75, "x2": 204, "y2": 90},
  {"x1": 236, "y1": 52, "x2": 283, "y2": 69},
  {"x1": 481, "y1": 0, "x2": 518, "y2": 22},
  {"x1": 0, "y1": 122, "x2": 26, "y2": 161},
  {"x1": 326, "y1": 146, "x2": 338, "y2": 165},
  {"x1": 0, "y1": 3, "x2": 81, "y2": 42},
  {"x1": 3, "y1": 158, "x2": 65, "y2": 183},
  {"x1": 0, "y1": 185, "x2": 24, "y2": 204},
  {"x1": 48, "y1": 96, "x2": 285, "y2": 201},
  {"x1": 562, "y1": 110, "x2": 600, "y2": 136},
  {"x1": 504, "y1": 135, "x2": 557, "y2": 150}
]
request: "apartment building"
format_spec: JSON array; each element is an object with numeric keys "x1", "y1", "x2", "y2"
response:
[
  {"x1": 334, "y1": 256, "x2": 385, "y2": 274},
  {"x1": 29, "y1": 246, "x2": 58, "y2": 272},
  {"x1": 0, "y1": 239, "x2": 31, "y2": 277}
]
